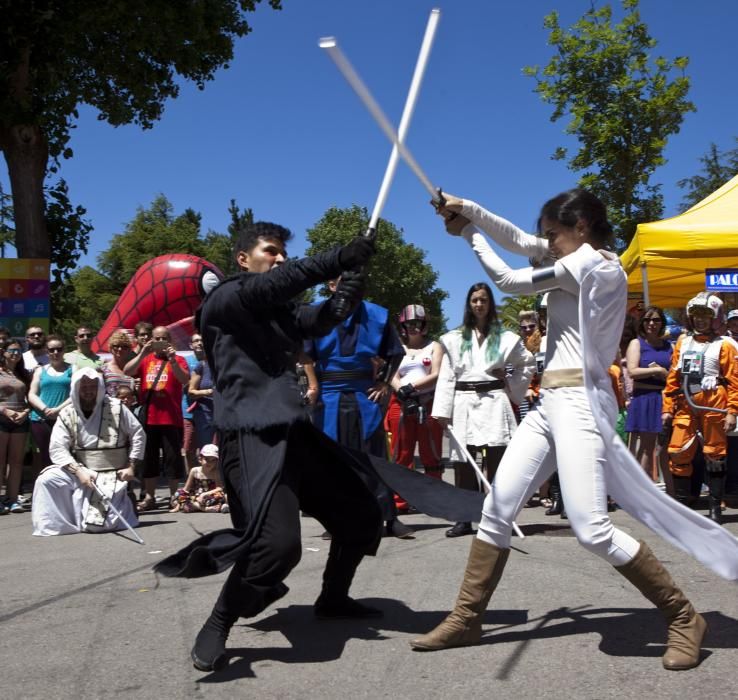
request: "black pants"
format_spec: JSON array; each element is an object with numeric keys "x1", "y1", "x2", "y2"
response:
[
  {"x1": 337, "y1": 393, "x2": 396, "y2": 520},
  {"x1": 215, "y1": 427, "x2": 381, "y2": 619}
]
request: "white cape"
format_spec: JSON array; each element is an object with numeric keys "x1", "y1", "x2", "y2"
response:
[{"x1": 571, "y1": 246, "x2": 738, "y2": 581}]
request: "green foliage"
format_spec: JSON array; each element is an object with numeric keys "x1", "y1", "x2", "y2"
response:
[
  {"x1": 0, "y1": 0, "x2": 283, "y2": 259},
  {"x1": 305, "y1": 205, "x2": 448, "y2": 338},
  {"x1": 524, "y1": 0, "x2": 695, "y2": 250},
  {"x1": 0, "y1": 183, "x2": 13, "y2": 255},
  {"x1": 677, "y1": 139, "x2": 738, "y2": 211},
  {"x1": 46, "y1": 178, "x2": 92, "y2": 330},
  {"x1": 51, "y1": 266, "x2": 119, "y2": 341},
  {"x1": 497, "y1": 295, "x2": 538, "y2": 332}
]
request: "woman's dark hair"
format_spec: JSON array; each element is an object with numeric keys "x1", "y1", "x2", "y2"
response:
[
  {"x1": 637, "y1": 305, "x2": 667, "y2": 339},
  {"x1": 235, "y1": 221, "x2": 293, "y2": 258},
  {"x1": 462, "y1": 282, "x2": 498, "y2": 333},
  {"x1": 537, "y1": 189, "x2": 613, "y2": 249},
  {"x1": 460, "y1": 282, "x2": 501, "y2": 361},
  {"x1": 5, "y1": 340, "x2": 30, "y2": 386}
]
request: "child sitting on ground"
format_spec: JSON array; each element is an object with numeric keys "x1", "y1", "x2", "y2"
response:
[{"x1": 170, "y1": 444, "x2": 227, "y2": 513}]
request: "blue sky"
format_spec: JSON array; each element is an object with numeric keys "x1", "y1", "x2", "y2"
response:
[{"x1": 3, "y1": 0, "x2": 737, "y2": 326}]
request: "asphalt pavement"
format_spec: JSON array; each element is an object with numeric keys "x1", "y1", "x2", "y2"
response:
[{"x1": 2, "y1": 481, "x2": 737, "y2": 700}]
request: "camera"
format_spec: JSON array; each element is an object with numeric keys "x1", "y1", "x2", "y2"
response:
[{"x1": 402, "y1": 394, "x2": 426, "y2": 424}]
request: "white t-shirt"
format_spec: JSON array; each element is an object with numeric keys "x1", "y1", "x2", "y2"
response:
[
  {"x1": 397, "y1": 341, "x2": 436, "y2": 393},
  {"x1": 23, "y1": 350, "x2": 49, "y2": 372}
]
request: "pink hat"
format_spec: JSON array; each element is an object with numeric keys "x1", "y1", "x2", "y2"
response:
[{"x1": 200, "y1": 444, "x2": 219, "y2": 459}]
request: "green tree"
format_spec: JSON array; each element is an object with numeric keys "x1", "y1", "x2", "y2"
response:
[
  {"x1": 0, "y1": 0, "x2": 282, "y2": 260},
  {"x1": 524, "y1": 0, "x2": 694, "y2": 250},
  {"x1": 51, "y1": 266, "x2": 119, "y2": 341},
  {"x1": 497, "y1": 294, "x2": 538, "y2": 332},
  {"x1": 305, "y1": 205, "x2": 448, "y2": 338},
  {"x1": 677, "y1": 139, "x2": 738, "y2": 211},
  {"x1": 0, "y1": 182, "x2": 13, "y2": 256}
]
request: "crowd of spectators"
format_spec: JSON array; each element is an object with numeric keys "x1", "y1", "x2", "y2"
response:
[
  {"x1": 0, "y1": 323, "x2": 218, "y2": 516},
  {"x1": 2, "y1": 288, "x2": 737, "y2": 528}
]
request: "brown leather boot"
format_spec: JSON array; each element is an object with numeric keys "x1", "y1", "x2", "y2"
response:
[
  {"x1": 410, "y1": 538, "x2": 509, "y2": 651},
  {"x1": 615, "y1": 540, "x2": 706, "y2": 670}
]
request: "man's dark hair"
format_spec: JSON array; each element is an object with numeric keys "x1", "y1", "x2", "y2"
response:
[
  {"x1": 134, "y1": 321, "x2": 153, "y2": 336},
  {"x1": 235, "y1": 221, "x2": 293, "y2": 257}
]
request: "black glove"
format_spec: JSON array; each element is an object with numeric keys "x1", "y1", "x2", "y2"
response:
[
  {"x1": 333, "y1": 269, "x2": 366, "y2": 305},
  {"x1": 397, "y1": 384, "x2": 417, "y2": 402},
  {"x1": 338, "y1": 235, "x2": 375, "y2": 270}
]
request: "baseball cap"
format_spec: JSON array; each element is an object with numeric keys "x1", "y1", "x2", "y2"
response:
[
  {"x1": 200, "y1": 444, "x2": 219, "y2": 459},
  {"x1": 727, "y1": 309, "x2": 738, "y2": 321}
]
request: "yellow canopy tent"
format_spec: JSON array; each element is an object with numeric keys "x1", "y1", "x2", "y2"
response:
[{"x1": 620, "y1": 172, "x2": 738, "y2": 307}]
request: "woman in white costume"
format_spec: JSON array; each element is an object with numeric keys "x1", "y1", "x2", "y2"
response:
[
  {"x1": 432, "y1": 282, "x2": 533, "y2": 537},
  {"x1": 410, "y1": 189, "x2": 738, "y2": 670}
]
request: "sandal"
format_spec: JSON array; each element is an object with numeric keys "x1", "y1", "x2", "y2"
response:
[{"x1": 137, "y1": 497, "x2": 157, "y2": 512}]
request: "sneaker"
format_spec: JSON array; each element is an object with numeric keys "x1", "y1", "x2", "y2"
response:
[
  {"x1": 0, "y1": 502, "x2": 9, "y2": 515},
  {"x1": 8, "y1": 501, "x2": 24, "y2": 514},
  {"x1": 221, "y1": 504, "x2": 230, "y2": 514}
]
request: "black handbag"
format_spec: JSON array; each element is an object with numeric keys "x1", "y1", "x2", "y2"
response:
[{"x1": 137, "y1": 358, "x2": 167, "y2": 426}]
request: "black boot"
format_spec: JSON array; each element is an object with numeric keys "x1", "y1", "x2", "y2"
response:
[
  {"x1": 314, "y1": 542, "x2": 381, "y2": 619},
  {"x1": 671, "y1": 475, "x2": 693, "y2": 506},
  {"x1": 191, "y1": 564, "x2": 290, "y2": 671},
  {"x1": 445, "y1": 521, "x2": 473, "y2": 538},
  {"x1": 706, "y1": 465, "x2": 726, "y2": 525},
  {"x1": 546, "y1": 474, "x2": 562, "y2": 516},
  {"x1": 191, "y1": 606, "x2": 237, "y2": 672}
]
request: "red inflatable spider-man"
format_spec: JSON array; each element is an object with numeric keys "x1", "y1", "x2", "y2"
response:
[{"x1": 93, "y1": 254, "x2": 224, "y2": 353}]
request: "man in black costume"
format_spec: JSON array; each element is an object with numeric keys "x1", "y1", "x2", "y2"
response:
[
  {"x1": 155, "y1": 222, "x2": 382, "y2": 671},
  {"x1": 155, "y1": 221, "x2": 488, "y2": 673}
]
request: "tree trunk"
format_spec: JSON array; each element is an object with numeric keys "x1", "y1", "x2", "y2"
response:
[{"x1": 1, "y1": 123, "x2": 50, "y2": 259}]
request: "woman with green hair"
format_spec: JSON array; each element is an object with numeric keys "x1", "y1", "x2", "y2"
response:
[{"x1": 432, "y1": 282, "x2": 534, "y2": 537}]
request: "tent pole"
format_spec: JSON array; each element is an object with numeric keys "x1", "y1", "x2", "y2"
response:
[{"x1": 641, "y1": 262, "x2": 650, "y2": 306}]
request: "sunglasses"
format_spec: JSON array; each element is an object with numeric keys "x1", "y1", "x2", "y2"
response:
[
  {"x1": 76, "y1": 333, "x2": 92, "y2": 339},
  {"x1": 643, "y1": 318, "x2": 662, "y2": 324},
  {"x1": 110, "y1": 344, "x2": 126, "y2": 350},
  {"x1": 47, "y1": 347, "x2": 64, "y2": 353},
  {"x1": 26, "y1": 332, "x2": 44, "y2": 337},
  {"x1": 520, "y1": 324, "x2": 536, "y2": 330},
  {"x1": 5, "y1": 349, "x2": 21, "y2": 355}
]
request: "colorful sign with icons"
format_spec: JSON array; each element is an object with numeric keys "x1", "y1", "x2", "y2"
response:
[{"x1": 0, "y1": 258, "x2": 50, "y2": 338}]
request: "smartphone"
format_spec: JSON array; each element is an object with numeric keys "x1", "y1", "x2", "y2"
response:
[{"x1": 152, "y1": 340, "x2": 167, "y2": 353}]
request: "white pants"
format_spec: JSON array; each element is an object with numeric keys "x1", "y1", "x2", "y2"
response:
[
  {"x1": 31, "y1": 466, "x2": 138, "y2": 536},
  {"x1": 478, "y1": 387, "x2": 640, "y2": 566}
]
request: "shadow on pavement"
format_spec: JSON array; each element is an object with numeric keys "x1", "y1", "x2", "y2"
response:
[
  {"x1": 196, "y1": 599, "x2": 737, "y2": 683},
  {"x1": 483, "y1": 606, "x2": 736, "y2": 679}
]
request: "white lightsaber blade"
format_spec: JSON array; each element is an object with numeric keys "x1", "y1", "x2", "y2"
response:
[
  {"x1": 319, "y1": 36, "x2": 439, "y2": 201},
  {"x1": 367, "y1": 8, "x2": 440, "y2": 229},
  {"x1": 92, "y1": 481, "x2": 145, "y2": 545},
  {"x1": 446, "y1": 425, "x2": 525, "y2": 539}
]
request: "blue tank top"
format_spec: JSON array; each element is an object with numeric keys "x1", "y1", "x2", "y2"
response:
[{"x1": 31, "y1": 365, "x2": 73, "y2": 422}]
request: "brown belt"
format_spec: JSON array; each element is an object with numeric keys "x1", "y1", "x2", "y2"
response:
[{"x1": 540, "y1": 368, "x2": 584, "y2": 389}]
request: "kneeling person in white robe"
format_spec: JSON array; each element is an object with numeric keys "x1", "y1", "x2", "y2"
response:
[{"x1": 32, "y1": 368, "x2": 145, "y2": 536}]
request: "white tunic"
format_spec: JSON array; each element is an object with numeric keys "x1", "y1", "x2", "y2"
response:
[
  {"x1": 32, "y1": 370, "x2": 145, "y2": 537},
  {"x1": 433, "y1": 328, "x2": 533, "y2": 458}
]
